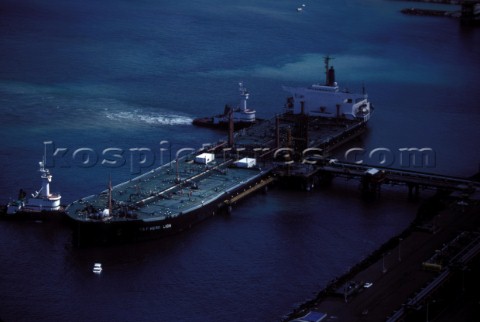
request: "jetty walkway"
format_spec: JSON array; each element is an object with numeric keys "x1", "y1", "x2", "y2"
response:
[
  {"x1": 214, "y1": 116, "x2": 480, "y2": 201},
  {"x1": 274, "y1": 160, "x2": 480, "y2": 200}
]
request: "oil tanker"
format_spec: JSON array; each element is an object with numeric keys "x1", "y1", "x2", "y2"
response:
[{"x1": 65, "y1": 150, "x2": 273, "y2": 246}]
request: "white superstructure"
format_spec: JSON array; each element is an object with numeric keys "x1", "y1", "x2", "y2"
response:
[
  {"x1": 283, "y1": 56, "x2": 372, "y2": 122},
  {"x1": 213, "y1": 82, "x2": 256, "y2": 125}
]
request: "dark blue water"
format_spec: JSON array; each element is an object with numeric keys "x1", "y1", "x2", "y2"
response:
[{"x1": 1, "y1": 1, "x2": 479, "y2": 321}]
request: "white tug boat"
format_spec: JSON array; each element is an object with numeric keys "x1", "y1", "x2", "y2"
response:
[
  {"x1": 93, "y1": 263, "x2": 103, "y2": 274},
  {"x1": 2, "y1": 159, "x2": 62, "y2": 219},
  {"x1": 283, "y1": 56, "x2": 372, "y2": 122},
  {"x1": 192, "y1": 82, "x2": 257, "y2": 130}
]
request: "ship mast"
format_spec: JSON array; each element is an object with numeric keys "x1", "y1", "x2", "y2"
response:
[
  {"x1": 108, "y1": 175, "x2": 112, "y2": 215},
  {"x1": 39, "y1": 145, "x2": 52, "y2": 198},
  {"x1": 239, "y1": 82, "x2": 249, "y2": 111}
]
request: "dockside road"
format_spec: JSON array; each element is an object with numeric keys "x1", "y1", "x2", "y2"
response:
[{"x1": 286, "y1": 197, "x2": 480, "y2": 322}]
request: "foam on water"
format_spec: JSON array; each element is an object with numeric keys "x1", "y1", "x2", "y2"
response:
[{"x1": 105, "y1": 110, "x2": 193, "y2": 126}]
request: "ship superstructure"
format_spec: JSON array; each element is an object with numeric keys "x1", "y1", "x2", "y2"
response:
[
  {"x1": 283, "y1": 56, "x2": 372, "y2": 122},
  {"x1": 2, "y1": 159, "x2": 62, "y2": 218}
]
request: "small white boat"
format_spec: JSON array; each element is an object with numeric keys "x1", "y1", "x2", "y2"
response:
[
  {"x1": 297, "y1": 4, "x2": 306, "y2": 12},
  {"x1": 93, "y1": 263, "x2": 102, "y2": 274}
]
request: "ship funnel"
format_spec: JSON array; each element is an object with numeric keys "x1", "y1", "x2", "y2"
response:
[
  {"x1": 327, "y1": 66, "x2": 335, "y2": 86},
  {"x1": 324, "y1": 55, "x2": 335, "y2": 86}
]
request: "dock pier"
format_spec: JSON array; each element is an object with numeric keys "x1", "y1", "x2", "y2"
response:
[
  {"x1": 212, "y1": 112, "x2": 480, "y2": 203},
  {"x1": 272, "y1": 157, "x2": 478, "y2": 201},
  {"x1": 399, "y1": 0, "x2": 480, "y2": 25}
]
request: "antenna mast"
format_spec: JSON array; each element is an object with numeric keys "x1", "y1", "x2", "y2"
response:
[
  {"x1": 239, "y1": 82, "x2": 249, "y2": 111},
  {"x1": 108, "y1": 175, "x2": 112, "y2": 215}
]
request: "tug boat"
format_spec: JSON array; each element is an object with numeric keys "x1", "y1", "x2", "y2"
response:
[
  {"x1": 283, "y1": 56, "x2": 372, "y2": 122},
  {"x1": 1, "y1": 159, "x2": 63, "y2": 219},
  {"x1": 192, "y1": 82, "x2": 257, "y2": 130}
]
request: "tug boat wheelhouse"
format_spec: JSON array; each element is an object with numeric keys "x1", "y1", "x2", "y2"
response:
[{"x1": 283, "y1": 56, "x2": 372, "y2": 122}]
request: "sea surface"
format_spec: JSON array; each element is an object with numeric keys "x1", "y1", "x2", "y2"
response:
[{"x1": 1, "y1": 0, "x2": 479, "y2": 321}]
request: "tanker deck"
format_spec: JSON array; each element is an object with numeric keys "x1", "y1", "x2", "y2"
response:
[{"x1": 66, "y1": 152, "x2": 272, "y2": 246}]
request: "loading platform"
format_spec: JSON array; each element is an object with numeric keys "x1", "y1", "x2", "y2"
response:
[
  {"x1": 208, "y1": 113, "x2": 479, "y2": 200},
  {"x1": 274, "y1": 159, "x2": 480, "y2": 199}
]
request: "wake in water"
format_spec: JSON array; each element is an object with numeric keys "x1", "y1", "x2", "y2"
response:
[{"x1": 105, "y1": 109, "x2": 193, "y2": 126}]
